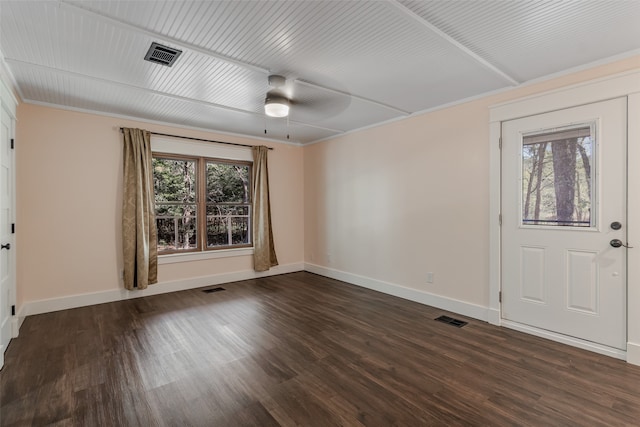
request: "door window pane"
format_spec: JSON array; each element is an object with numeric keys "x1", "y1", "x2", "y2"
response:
[{"x1": 522, "y1": 125, "x2": 594, "y2": 227}]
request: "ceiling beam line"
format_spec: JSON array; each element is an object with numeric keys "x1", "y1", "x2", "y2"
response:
[
  {"x1": 5, "y1": 58, "x2": 345, "y2": 135},
  {"x1": 5, "y1": 58, "x2": 255, "y2": 114},
  {"x1": 60, "y1": 0, "x2": 411, "y2": 116},
  {"x1": 295, "y1": 79, "x2": 412, "y2": 116},
  {"x1": 389, "y1": 0, "x2": 520, "y2": 86},
  {"x1": 0, "y1": 51, "x2": 25, "y2": 104},
  {"x1": 59, "y1": 1, "x2": 269, "y2": 75}
]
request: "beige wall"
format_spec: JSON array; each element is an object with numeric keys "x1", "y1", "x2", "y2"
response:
[
  {"x1": 303, "y1": 55, "x2": 640, "y2": 309},
  {"x1": 13, "y1": 55, "x2": 640, "y2": 313},
  {"x1": 15, "y1": 105, "x2": 304, "y2": 306}
]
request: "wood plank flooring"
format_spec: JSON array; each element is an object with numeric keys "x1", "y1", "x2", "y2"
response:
[{"x1": 2, "y1": 271, "x2": 640, "y2": 426}]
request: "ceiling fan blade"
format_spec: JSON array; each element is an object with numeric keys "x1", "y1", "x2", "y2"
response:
[{"x1": 289, "y1": 81, "x2": 351, "y2": 122}]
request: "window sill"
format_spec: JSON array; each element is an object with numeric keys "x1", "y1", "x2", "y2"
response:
[{"x1": 158, "y1": 247, "x2": 254, "y2": 264}]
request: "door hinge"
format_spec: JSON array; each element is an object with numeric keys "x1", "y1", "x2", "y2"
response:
[
  {"x1": 11, "y1": 223, "x2": 15, "y2": 234},
  {"x1": 499, "y1": 214, "x2": 502, "y2": 226},
  {"x1": 499, "y1": 291, "x2": 502, "y2": 303},
  {"x1": 498, "y1": 137, "x2": 502, "y2": 150},
  {"x1": 10, "y1": 138, "x2": 14, "y2": 149},
  {"x1": 11, "y1": 305, "x2": 15, "y2": 316}
]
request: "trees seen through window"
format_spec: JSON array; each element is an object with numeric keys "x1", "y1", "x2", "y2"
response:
[{"x1": 153, "y1": 154, "x2": 251, "y2": 253}]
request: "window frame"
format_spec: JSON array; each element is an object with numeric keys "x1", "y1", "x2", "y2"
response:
[
  {"x1": 203, "y1": 157, "x2": 253, "y2": 250},
  {"x1": 153, "y1": 151, "x2": 253, "y2": 256},
  {"x1": 519, "y1": 122, "x2": 597, "y2": 230}
]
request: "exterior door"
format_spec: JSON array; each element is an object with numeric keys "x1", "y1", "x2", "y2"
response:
[
  {"x1": 0, "y1": 106, "x2": 15, "y2": 368},
  {"x1": 501, "y1": 97, "x2": 627, "y2": 350}
]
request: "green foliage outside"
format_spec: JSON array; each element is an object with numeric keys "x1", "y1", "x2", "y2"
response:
[
  {"x1": 153, "y1": 157, "x2": 251, "y2": 251},
  {"x1": 207, "y1": 163, "x2": 250, "y2": 203},
  {"x1": 206, "y1": 162, "x2": 250, "y2": 247}
]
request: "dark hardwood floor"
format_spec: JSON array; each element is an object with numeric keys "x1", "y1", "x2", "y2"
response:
[{"x1": 2, "y1": 271, "x2": 640, "y2": 426}]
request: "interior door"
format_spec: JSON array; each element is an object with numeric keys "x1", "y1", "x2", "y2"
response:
[
  {"x1": 0, "y1": 106, "x2": 15, "y2": 368},
  {"x1": 501, "y1": 97, "x2": 627, "y2": 350}
]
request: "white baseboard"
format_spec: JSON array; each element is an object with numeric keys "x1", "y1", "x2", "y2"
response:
[
  {"x1": 304, "y1": 263, "x2": 489, "y2": 322},
  {"x1": 626, "y1": 342, "x2": 640, "y2": 366},
  {"x1": 487, "y1": 308, "x2": 501, "y2": 326},
  {"x1": 501, "y1": 319, "x2": 627, "y2": 360},
  {"x1": 22, "y1": 262, "x2": 304, "y2": 317},
  {"x1": 1, "y1": 314, "x2": 11, "y2": 348},
  {"x1": 11, "y1": 315, "x2": 23, "y2": 338}
]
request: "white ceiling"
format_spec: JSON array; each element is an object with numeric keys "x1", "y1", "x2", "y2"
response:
[{"x1": 2, "y1": 1, "x2": 639, "y2": 145}]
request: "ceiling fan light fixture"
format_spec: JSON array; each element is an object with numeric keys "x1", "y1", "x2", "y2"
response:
[
  {"x1": 264, "y1": 95, "x2": 290, "y2": 118},
  {"x1": 268, "y1": 75, "x2": 286, "y2": 88}
]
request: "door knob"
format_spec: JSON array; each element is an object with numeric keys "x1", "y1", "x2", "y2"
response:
[
  {"x1": 611, "y1": 221, "x2": 622, "y2": 230},
  {"x1": 610, "y1": 239, "x2": 633, "y2": 248},
  {"x1": 0, "y1": 243, "x2": 9, "y2": 250}
]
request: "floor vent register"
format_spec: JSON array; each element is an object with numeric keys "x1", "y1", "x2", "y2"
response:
[
  {"x1": 202, "y1": 287, "x2": 226, "y2": 294},
  {"x1": 435, "y1": 315, "x2": 468, "y2": 328}
]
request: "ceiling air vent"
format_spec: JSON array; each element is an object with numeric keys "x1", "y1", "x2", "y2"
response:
[{"x1": 144, "y1": 42, "x2": 182, "y2": 67}]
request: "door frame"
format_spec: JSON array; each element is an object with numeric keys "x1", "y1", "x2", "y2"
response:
[
  {"x1": 489, "y1": 69, "x2": 640, "y2": 364},
  {"x1": 0, "y1": 74, "x2": 18, "y2": 369}
]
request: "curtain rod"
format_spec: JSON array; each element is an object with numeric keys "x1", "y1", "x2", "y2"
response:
[{"x1": 119, "y1": 128, "x2": 273, "y2": 150}]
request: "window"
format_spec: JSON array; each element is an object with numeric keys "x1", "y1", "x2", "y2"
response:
[
  {"x1": 521, "y1": 124, "x2": 594, "y2": 227},
  {"x1": 153, "y1": 153, "x2": 252, "y2": 254}
]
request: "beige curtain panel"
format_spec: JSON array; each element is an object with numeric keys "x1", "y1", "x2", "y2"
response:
[
  {"x1": 252, "y1": 145, "x2": 278, "y2": 272},
  {"x1": 122, "y1": 128, "x2": 158, "y2": 290}
]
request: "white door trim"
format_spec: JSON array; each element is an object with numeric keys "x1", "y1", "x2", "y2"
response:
[
  {"x1": 489, "y1": 69, "x2": 640, "y2": 364},
  {"x1": 0, "y1": 76, "x2": 17, "y2": 370},
  {"x1": 627, "y1": 92, "x2": 640, "y2": 364}
]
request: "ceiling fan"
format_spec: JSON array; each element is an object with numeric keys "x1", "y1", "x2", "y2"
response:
[
  {"x1": 264, "y1": 75, "x2": 290, "y2": 118},
  {"x1": 263, "y1": 75, "x2": 352, "y2": 121}
]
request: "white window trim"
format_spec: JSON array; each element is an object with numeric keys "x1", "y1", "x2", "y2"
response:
[
  {"x1": 152, "y1": 134, "x2": 254, "y2": 261},
  {"x1": 158, "y1": 247, "x2": 254, "y2": 264},
  {"x1": 151, "y1": 135, "x2": 253, "y2": 162}
]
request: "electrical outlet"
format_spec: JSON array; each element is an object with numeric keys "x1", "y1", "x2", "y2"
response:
[
  {"x1": 326, "y1": 253, "x2": 331, "y2": 263},
  {"x1": 426, "y1": 272, "x2": 434, "y2": 283},
  {"x1": 119, "y1": 269, "x2": 124, "y2": 280}
]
